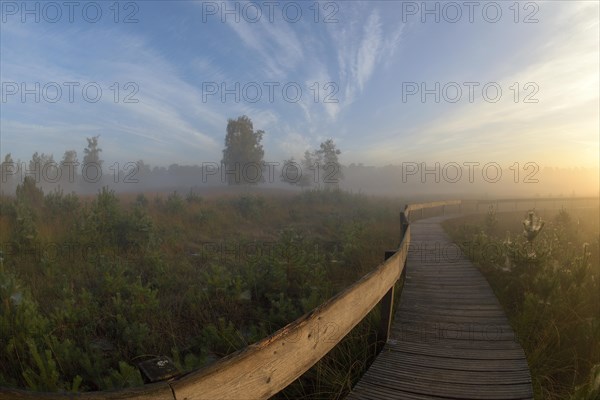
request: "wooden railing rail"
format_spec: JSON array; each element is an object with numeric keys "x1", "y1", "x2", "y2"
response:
[
  {"x1": 404, "y1": 199, "x2": 462, "y2": 222},
  {"x1": 170, "y1": 227, "x2": 411, "y2": 400},
  {"x1": 461, "y1": 196, "x2": 598, "y2": 213},
  {"x1": 1, "y1": 230, "x2": 413, "y2": 400}
]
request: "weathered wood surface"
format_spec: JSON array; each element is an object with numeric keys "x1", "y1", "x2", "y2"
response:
[{"x1": 346, "y1": 216, "x2": 533, "y2": 400}]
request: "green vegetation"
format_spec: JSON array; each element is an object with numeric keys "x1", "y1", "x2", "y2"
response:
[
  {"x1": 0, "y1": 180, "x2": 401, "y2": 397},
  {"x1": 443, "y1": 206, "x2": 600, "y2": 400}
]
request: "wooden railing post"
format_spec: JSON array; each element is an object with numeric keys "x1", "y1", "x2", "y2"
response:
[
  {"x1": 400, "y1": 211, "x2": 409, "y2": 240},
  {"x1": 399, "y1": 212, "x2": 403, "y2": 239},
  {"x1": 378, "y1": 250, "x2": 396, "y2": 344}
]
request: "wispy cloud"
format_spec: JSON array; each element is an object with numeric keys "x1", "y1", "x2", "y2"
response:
[
  {"x1": 222, "y1": 6, "x2": 304, "y2": 79},
  {"x1": 329, "y1": 8, "x2": 403, "y2": 106},
  {"x1": 219, "y1": 3, "x2": 402, "y2": 125},
  {"x1": 356, "y1": 11, "x2": 383, "y2": 91}
]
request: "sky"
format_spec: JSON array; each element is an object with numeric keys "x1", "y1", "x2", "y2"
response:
[{"x1": 1, "y1": 0, "x2": 599, "y2": 170}]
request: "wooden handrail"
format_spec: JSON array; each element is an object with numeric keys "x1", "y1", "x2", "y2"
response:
[
  {"x1": 461, "y1": 196, "x2": 598, "y2": 213},
  {"x1": 1, "y1": 232, "x2": 412, "y2": 400},
  {"x1": 0, "y1": 199, "x2": 464, "y2": 400},
  {"x1": 404, "y1": 200, "x2": 462, "y2": 221},
  {"x1": 170, "y1": 227, "x2": 410, "y2": 400},
  {"x1": 472, "y1": 196, "x2": 597, "y2": 203}
]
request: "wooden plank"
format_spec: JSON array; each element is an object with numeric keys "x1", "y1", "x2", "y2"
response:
[
  {"x1": 395, "y1": 313, "x2": 511, "y2": 325},
  {"x1": 377, "y1": 251, "x2": 397, "y2": 342},
  {"x1": 386, "y1": 342, "x2": 527, "y2": 359},
  {"x1": 374, "y1": 351, "x2": 530, "y2": 372},
  {"x1": 350, "y1": 378, "x2": 532, "y2": 400},
  {"x1": 366, "y1": 363, "x2": 532, "y2": 385},
  {"x1": 359, "y1": 374, "x2": 532, "y2": 399}
]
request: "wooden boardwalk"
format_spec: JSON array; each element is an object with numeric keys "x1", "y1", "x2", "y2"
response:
[{"x1": 347, "y1": 216, "x2": 533, "y2": 400}]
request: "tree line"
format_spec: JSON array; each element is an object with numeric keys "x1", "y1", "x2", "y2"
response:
[
  {"x1": 0, "y1": 115, "x2": 343, "y2": 195},
  {"x1": 221, "y1": 115, "x2": 343, "y2": 189}
]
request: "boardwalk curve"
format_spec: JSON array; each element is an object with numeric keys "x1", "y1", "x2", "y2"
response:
[{"x1": 347, "y1": 215, "x2": 533, "y2": 400}]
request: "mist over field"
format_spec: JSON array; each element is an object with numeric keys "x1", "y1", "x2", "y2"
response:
[{"x1": 2, "y1": 152, "x2": 598, "y2": 199}]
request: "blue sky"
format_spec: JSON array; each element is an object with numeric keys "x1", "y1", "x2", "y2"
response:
[{"x1": 1, "y1": 1, "x2": 598, "y2": 169}]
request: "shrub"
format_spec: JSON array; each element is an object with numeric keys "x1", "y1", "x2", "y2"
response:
[{"x1": 165, "y1": 191, "x2": 184, "y2": 214}]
